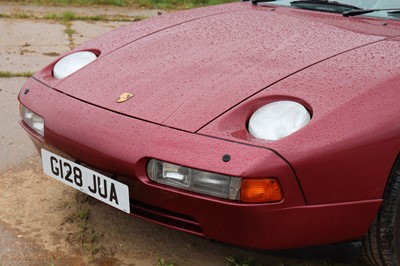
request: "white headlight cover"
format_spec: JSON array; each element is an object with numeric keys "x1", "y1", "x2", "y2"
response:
[
  {"x1": 53, "y1": 51, "x2": 97, "y2": 79},
  {"x1": 248, "y1": 101, "x2": 310, "y2": 141}
]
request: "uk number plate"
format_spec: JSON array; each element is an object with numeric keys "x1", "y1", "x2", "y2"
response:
[{"x1": 41, "y1": 149, "x2": 130, "y2": 213}]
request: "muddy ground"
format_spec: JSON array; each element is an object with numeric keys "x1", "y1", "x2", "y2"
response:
[{"x1": 0, "y1": 3, "x2": 366, "y2": 266}]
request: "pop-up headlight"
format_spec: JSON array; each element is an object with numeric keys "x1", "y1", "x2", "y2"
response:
[
  {"x1": 53, "y1": 51, "x2": 97, "y2": 79},
  {"x1": 249, "y1": 101, "x2": 310, "y2": 141}
]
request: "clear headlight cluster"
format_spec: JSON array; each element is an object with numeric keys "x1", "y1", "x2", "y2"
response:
[
  {"x1": 147, "y1": 159, "x2": 241, "y2": 200},
  {"x1": 20, "y1": 105, "x2": 44, "y2": 136},
  {"x1": 248, "y1": 101, "x2": 310, "y2": 141},
  {"x1": 53, "y1": 51, "x2": 97, "y2": 79}
]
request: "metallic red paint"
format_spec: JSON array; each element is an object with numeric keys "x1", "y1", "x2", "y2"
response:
[
  {"x1": 200, "y1": 37, "x2": 400, "y2": 204},
  {"x1": 18, "y1": 2, "x2": 400, "y2": 250},
  {"x1": 36, "y1": 4, "x2": 396, "y2": 132},
  {"x1": 19, "y1": 77, "x2": 381, "y2": 249}
]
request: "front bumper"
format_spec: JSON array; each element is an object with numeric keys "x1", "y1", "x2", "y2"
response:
[{"x1": 19, "y1": 77, "x2": 381, "y2": 250}]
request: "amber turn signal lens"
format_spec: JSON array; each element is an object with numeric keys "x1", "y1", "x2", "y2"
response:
[{"x1": 240, "y1": 178, "x2": 283, "y2": 203}]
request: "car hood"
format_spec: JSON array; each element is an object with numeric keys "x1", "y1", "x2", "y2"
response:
[{"x1": 50, "y1": 3, "x2": 394, "y2": 132}]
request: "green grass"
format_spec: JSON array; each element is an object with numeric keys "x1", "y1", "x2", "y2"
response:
[
  {"x1": 0, "y1": 0, "x2": 236, "y2": 9},
  {"x1": 44, "y1": 11, "x2": 142, "y2": 21},
  {"x1": 50, "y1": 0, "x2": 125, "y2": 6},
  {"x1": 136, "y1": 0, "x2": 235, "y2": 9},
  {"x1": 44, "y1": 257, "x2": 56, "y2": 266},
  {"x1": 63, "y1": 21, "x2": 76, "y2": 49},
  {"x1": 71, "y1": 208, "x2": 103, "y2": 258},
  {"x1": 1, "y1": 10, "x2": 145, "y2": 22},
  {"x1": 226, "y1": 256, "x2": 258, "y2": 266},
  {"x1": 75, "y1": 208, "x2": 90, "y2": 220},
  {"x1": 157, "y1": 258, "x2": 175, "y2": 266},
  {"x1": 0, "y1": 11, "x2": 34, "y2": 18},
  {"x1": 0, "y1": 71, "x2": 34, "y2": 78}
]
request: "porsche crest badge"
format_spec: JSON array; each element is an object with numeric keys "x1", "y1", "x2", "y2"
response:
[{"x1": 116, "y1": 93, "x2": 134, "y2": 103}]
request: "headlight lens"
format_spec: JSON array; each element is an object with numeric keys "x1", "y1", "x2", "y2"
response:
[
  {"x1": 147, "y1": 159, "x2": 241, "y2": 200},
  {"x1": 147, "y1": 159, "x2": 284, "y2": 203},
  {"x1": 21, "y1": 105, "x2": 44, "y2": 136},
  {"x1": 53, "y1": 51, "x2": 97, "y2": 79},
  {"x1": 248, "y1": 101, "x2": 310, "y2": 141}
]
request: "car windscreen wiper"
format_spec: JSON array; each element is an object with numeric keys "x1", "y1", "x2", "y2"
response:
[
  {"x1": 343, "y1": 8, "x2": 400, "y2": 17},
  {"x1": 290, "y1": 0, "x2": 362, "y2": 13},
  {"x1": 245, "y1": 0, "x2": 277, "y2": 5},
  {"x1": 388, "y1": 11, "x2": 400, "y2": 18}
]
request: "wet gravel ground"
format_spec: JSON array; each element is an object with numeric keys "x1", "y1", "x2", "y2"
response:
[{"x1": 0, "y1": 4, "x2": 157, "y2": 264}]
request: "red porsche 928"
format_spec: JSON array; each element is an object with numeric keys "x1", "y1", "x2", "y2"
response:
[{"x1": 19, "y1": 0, "x2": 400, "y2": 265}]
